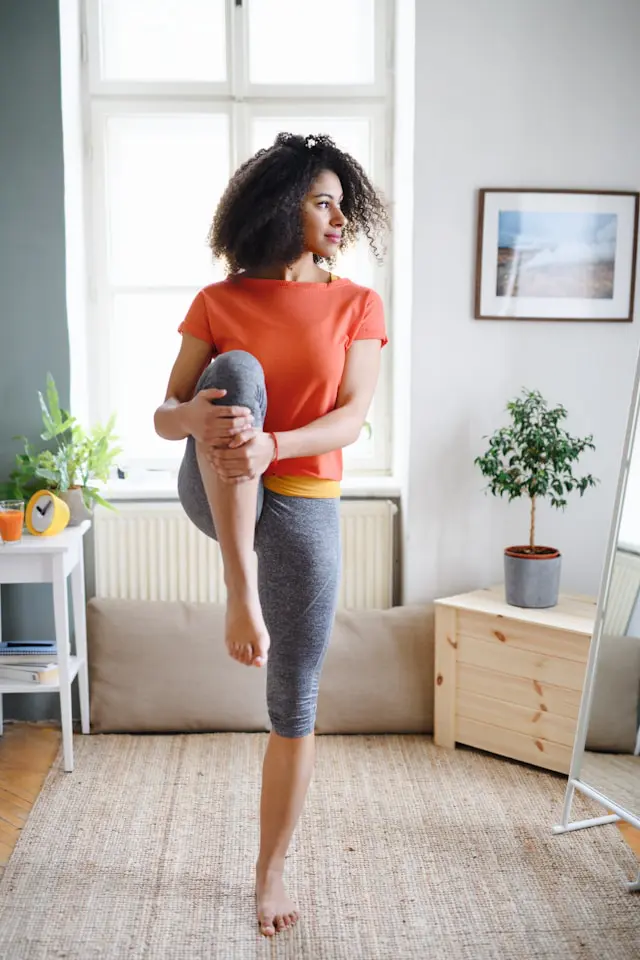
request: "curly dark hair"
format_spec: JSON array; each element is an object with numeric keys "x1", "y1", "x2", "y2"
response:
[{"x1": 207, "y1": 133, "x2": 389, "y2": 274}]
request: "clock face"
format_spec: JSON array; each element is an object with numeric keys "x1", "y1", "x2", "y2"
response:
[{"x1": 31, "y1": 493, "x2": 56, "y2": 533}]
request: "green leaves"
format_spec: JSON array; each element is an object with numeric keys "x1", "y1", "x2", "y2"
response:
[
  {"x1": 474, "y1": 388, "x2": 598, "y2": 547},
  {"x1": 4, "y1": 374, "x2": 122, "y2": 510},
  {"x1": 38, "y1": 372, "x2": 75, "y2": 440}
]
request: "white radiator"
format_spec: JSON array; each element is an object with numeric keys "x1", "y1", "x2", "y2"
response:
[{"x1": 94, "y1": 499, "x2": 397, "y2": 609}]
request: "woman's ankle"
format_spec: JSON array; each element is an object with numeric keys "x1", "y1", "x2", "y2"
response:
[
  {"x1": 256, "y1": 857, "x2": 286, "y2": 879},
  {"x1": 225, "y1": 562, "x2": 259, "y2": 602}
]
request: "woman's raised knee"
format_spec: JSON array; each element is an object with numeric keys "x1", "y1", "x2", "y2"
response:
[
  {"x1": 195, "y1": 350, "x2": 266, "y2": 421},
  {"x1": 196, "y1": 350, "x2": 264, "y2": 392}
]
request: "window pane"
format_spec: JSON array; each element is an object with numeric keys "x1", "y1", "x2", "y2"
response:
[
  {"x1": 335, "y1": 241, "x2": 378, "y2": 290},
  {"x1": 109, "y1": 292, "x2": 200, "y2": 463},
  {"x1": 98, "y1": 0, "x2": 226, "y2": 82},
  {"x1": 343, "y1": 400, "x2": 377, "y2": 465},
  {"x1": 251, "y1": 116, "x2": 372, "y2": 176},
  {"x1": 104, "y1": 114, "x2": 229, "y2": 286},
  {"x1": 248, "y1": 0, "x2": 375, "y2": 85}
]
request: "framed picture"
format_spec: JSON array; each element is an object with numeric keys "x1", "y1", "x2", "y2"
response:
[{"x1": 475, "y1": 189, "x2": 639, "y2": 321}]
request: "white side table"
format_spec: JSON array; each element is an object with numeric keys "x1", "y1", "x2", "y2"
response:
[{"x1": 0, "y1": 520, "x2": 91, "y2": 772}]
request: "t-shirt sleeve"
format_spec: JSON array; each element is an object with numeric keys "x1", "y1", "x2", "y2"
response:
[
  {"x1": 350, "y1": 290, "x2": 388, "y2": 348},
  {"x1": 177, "y1": 290, "x2": 215, "y2": 346}
]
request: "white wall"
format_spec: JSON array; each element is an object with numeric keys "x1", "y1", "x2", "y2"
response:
[{"x1": 405, "y1": 0, "x2": 640, "y2": 603}]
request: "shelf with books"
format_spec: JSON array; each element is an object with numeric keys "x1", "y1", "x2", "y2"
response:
[
  {"x1": 0, "y1": 655, "x2": 83, "y2": 695},
  {"x1": 0, "y1": 642, "x2": 58, "y2": 661},
  {"x1": 0, "y1": 521, "x2": 91, "y2": 772}
]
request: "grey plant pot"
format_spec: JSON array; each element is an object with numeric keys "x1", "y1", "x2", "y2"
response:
[
  {"x1": 58, "y1": 488, "x2": 93, "y2": 527},
  {"x1": 504, "y1": 548, "x2": 561, "y2": 609}
]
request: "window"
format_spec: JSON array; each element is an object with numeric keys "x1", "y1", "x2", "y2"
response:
[{"x1": 82, "y1": 0, "x2": 394, "y2": 477}]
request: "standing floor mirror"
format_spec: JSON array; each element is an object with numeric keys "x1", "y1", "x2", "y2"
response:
[{"x1": 553, "y1": 354, "x2": 640, "y2": 891}]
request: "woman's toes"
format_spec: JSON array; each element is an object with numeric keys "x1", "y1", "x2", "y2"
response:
[
  {"x1": 260, "y1": 917, "x2": 275, "y2": 937},
  {"x1": 235, "y1": 644, "x2": 248, "y2": 664}
]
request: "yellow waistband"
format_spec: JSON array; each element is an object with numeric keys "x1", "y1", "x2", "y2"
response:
[{"x1": 263, "y1": 476, "x2": 341, "y2": 499}]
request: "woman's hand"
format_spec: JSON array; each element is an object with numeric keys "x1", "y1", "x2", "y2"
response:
[
  {"x1": 208, "y1": 431, "x2": 276, "y2": 483},
  {"x1": 182, "y1": 388, "x2": 255, "y2": 448}
]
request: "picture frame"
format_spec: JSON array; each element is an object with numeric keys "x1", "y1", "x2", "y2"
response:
[{"x1": 475, "y1": 189, "x2": 639, "y2": 322}]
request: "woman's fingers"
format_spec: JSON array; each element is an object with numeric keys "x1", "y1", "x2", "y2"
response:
[
  {"x1": 208, "y1": 403, "x2": 251, "y2": 418},
  {"x1": 211, "y1": 453, "x2": 255, "y2": 481},
  {"x1": 214, "y1": 414, "x2": 253, "y2": 440},
  {"x1": 212, "y1": 445, "x2": 252, "y2": 464},
  {"x1": 227, "y1": 429, "x2": 256, "y2": 448},
  {"x1": 227, "y1": 416, "x2": 254, "y2": 434}
]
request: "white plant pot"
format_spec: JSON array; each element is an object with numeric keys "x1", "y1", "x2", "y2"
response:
[{"x1": 58, "y1": 488, "x2": 92, "y2": 526}]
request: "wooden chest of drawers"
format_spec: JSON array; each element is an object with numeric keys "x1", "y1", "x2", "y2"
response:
[{"x1": 433, "y1": 586, "x2": 596, "y2": 774}]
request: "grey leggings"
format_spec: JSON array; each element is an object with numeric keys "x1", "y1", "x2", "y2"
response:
[{"x1": 177, "y1": 351, "x2": 341, "y2": 738}]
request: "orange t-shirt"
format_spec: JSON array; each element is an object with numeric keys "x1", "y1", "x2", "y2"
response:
[{"x1": 178, "y1": 276, "x2": 387, "y2": 482}]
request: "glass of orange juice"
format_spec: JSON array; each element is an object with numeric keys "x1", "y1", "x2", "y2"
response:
[{"x1": 0, "y1": 501, "x2": 25, "y2": 544}]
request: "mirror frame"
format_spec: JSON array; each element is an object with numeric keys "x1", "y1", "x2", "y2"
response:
[{"x1": 552, "y1": 349, "x2": 640, "y2": 890}]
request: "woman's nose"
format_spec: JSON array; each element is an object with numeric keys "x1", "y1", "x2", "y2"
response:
[{"x1": 331, "y1": 207, "x2": 346, "y2": 227}]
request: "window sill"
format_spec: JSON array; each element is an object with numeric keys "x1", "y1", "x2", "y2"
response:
[{"x1": 102, "y1": 473, "x2": 402, "y2": 501}]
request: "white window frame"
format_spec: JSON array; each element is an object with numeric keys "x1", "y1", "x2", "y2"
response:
[{"x1": 81, "y1": 0, "x2": 395, "y2": 479}]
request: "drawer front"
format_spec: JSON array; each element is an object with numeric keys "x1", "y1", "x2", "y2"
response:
[
  {"x1": 456, "y1": 716, "x2": 573, "y2": 775},
  {"x1": 457, "y1": 662, "x2": 582, "y2": 720},
  {"x1": 457, "y1": 634, "x2": 587, "y2": 692},
  {"x1": 455, "y1": 688, "x2": 577, "y2": 747},
  {"x1": 457, "y1": 610, "x2": 590, "y2": 663}
]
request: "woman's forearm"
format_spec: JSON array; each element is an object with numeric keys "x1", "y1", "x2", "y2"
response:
[
  {"x1": 275, "y1": 405, "x2": 362, "y2": 461},
  {"x1": 154, "y1": 397, "x2": 191, "y2": 441}
]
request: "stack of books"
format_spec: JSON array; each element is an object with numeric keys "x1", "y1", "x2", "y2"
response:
[{"x1": 0, "y1": 641, "x2": 59, "y2": 685}]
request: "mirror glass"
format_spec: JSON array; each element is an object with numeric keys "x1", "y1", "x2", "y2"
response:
[{"x1": 578, "y1": 413, "x2": 640, "y2": 816}]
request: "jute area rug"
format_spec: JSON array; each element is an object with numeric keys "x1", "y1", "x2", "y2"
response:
[
  {"x1": 581, "y1": 752, "x2": 640, "y2": 816},
  {"x1": 0, "y1": 734, "x2": 638, "y2": 960}
]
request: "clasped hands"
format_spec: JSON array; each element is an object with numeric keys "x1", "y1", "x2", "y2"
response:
[{"x1": 186, "y1": 388, "x2": 275, "y2": 484}]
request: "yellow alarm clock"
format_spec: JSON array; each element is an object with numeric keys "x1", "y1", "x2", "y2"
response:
[{"x1": 25, "y1": 491, "x2": 71, "y2": 536}]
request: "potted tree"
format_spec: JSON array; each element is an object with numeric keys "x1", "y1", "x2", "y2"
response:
[
  {"x1": 3, "y1": 374, "x2": 122, "y2": 524},
  {"x1": 475, "y1": 389, "x2": 598, "y2": 609}
]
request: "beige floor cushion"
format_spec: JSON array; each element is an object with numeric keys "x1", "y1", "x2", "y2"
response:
[
  {"x1": 585, "y1": 632, "x2": 640, "y2": 754},
  {"x1": 88, "y1": 599, "x2": 270, "y2": 733},
  {"x1": 316, "y1": 605, "x2": 434, "y2": 734},
  {"x1": 88, "y1": 599, "x2": 434, "y2": 736}
]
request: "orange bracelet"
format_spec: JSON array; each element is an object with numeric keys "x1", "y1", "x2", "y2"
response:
[{"x1": 268, "y1": 432, "x2": 279, "y2": 464}]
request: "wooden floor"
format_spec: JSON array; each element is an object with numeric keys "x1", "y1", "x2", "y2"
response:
[
  {"x1": 617, "y1": 820, "x2": 640, "y2": 858},
  {"x1": 0, "y1": 723, "x2": 61, "y2": 873},
  {"x1": 1, "y1": 724, "x2": 639, "y2": 874}
]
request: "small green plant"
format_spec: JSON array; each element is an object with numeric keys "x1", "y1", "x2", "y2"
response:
[
  {"x1": 3, "y1": 374, "x2": 122, "y2": 510},
  {"x1": 474, "y1": 389, "x2": 598, "y2": 553}
]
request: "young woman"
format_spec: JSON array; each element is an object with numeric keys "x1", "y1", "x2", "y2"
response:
[{"x1": 154, "y1": 133, "x2": 388, "y2": 937}]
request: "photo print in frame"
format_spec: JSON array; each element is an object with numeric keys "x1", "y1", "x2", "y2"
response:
[{"x1": 475, "y1": 189, "x2": 639, "y2": 321}]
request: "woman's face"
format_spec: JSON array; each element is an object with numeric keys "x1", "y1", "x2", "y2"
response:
[{"x1": 301, "y1": 169, "x2": 347, "y2": 260}]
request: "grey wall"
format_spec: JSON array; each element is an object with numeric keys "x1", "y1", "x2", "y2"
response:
[{"x1": 0, "y1": 0, "x2": 71, "y2": 720}]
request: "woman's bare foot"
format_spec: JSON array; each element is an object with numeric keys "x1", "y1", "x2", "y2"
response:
[
  {"x1": 256, "y1": 867, "x2": 299, "y2": 937},
  {"x1": 225, "y1": 592, "x2": 270, "y2": 667}
]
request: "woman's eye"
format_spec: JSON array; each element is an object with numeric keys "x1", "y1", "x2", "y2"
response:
[{"x1": 318, "y1": 201, "x2": 329, "y2": 209}]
